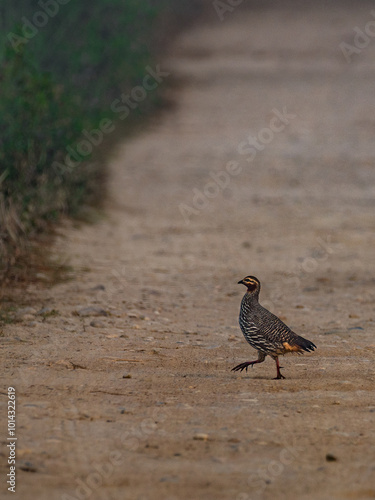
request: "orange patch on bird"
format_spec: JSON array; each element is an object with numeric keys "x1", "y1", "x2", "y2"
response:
[{"x1": 282, "y1": 342, "x2": 302, "y2": 352}]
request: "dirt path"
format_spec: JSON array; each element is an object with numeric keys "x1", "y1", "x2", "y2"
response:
[{"x1": 2, "y1": 2, "x2": 375, "y2": 499}]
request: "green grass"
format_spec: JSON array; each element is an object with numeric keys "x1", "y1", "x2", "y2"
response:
[
  {"x1": 0, "y1": 0, "x2": 203, "y2": 283},
  {"x1": 0, "y1": 305, "x2": 17, "y2": 325}
]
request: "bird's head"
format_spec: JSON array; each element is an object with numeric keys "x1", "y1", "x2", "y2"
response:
[{"x1": 238, "y1": 275, "x2": 261, "y2": 293}]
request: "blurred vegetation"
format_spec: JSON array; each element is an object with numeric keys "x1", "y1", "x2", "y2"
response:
[{"x1": 0, "y1": 0, "x2": 204, "y2": 283}]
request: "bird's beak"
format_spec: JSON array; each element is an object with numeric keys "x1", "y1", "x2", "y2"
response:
[{"x1": 238, "y1": 279, "x2": 244, "y2": 285}]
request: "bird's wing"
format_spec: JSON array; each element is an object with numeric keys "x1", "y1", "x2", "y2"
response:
[
  {"x1": 253, "y1": 308, "x2": 296, "y2": 347},
  {"x1": 240, "y1": 317, "x2": 282, "y2": 353}
]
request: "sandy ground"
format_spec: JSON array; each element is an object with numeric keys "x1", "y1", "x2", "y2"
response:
[{"x1": 2, "y1": 2, "x2": 375, "y2": 499}]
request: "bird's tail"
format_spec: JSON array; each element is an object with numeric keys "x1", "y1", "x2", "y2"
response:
[{"x1": 295, "y1": 335, "x2": 316, "y2": 353}]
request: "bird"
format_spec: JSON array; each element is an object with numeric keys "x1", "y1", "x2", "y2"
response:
[{"x1": 232, "y1": 275, "x2": 316, "y2": 379}]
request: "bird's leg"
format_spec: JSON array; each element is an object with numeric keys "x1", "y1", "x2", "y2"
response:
[
  {"x1": 274, "y1": 357, "x2": 285, "y2": 380},
  {"x1": 232, "y1": 352, "x2": 266, "y2": 373}
]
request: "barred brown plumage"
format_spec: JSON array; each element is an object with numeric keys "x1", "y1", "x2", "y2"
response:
[{"x1": 232, "y1": 275, "x2": 316, "y2": 379}]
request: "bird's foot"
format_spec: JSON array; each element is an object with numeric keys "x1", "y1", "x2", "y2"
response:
[
  {"x1": 274, "y1": 358, "x2": 285, "y2": 379},
  {"x1": 232, "y1": 361, "x2": 257, "y2": 372}
]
